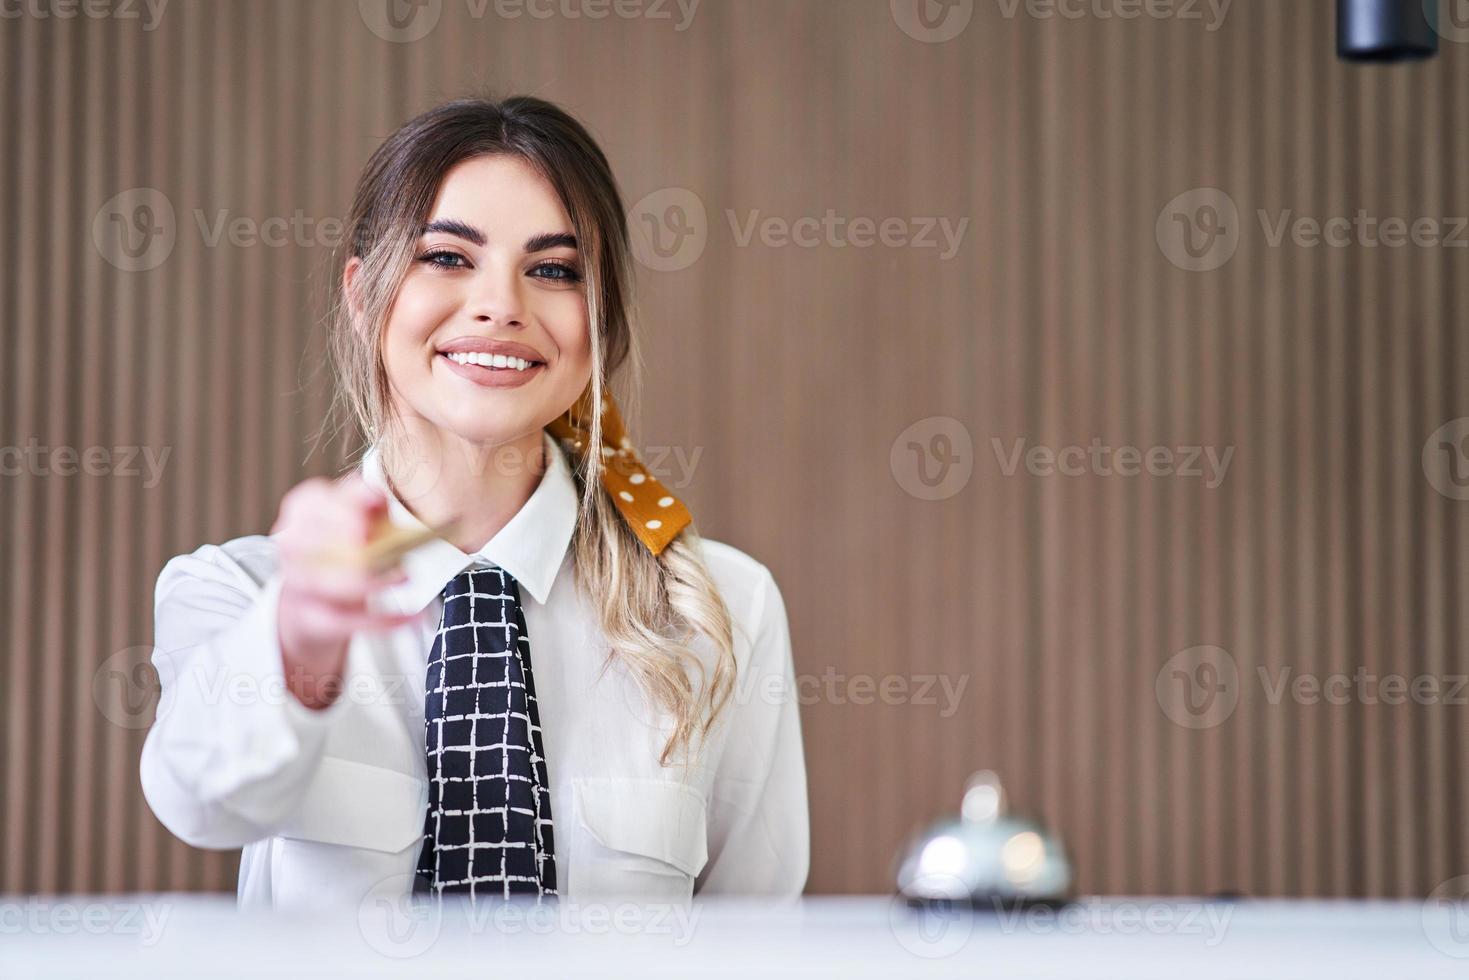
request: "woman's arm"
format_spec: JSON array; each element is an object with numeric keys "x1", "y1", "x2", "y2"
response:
[
  {"x1": 140, "y1": 474, "x2": 418, "y2": 849},
  {"x1": 139, "y1": 542, "x2": 350, "y2": 849},
  {"x1": 695, "y1": 567, "x2": 810, "y2": 897}
]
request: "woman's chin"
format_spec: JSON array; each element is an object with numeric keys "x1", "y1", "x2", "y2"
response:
[{"x1": 432, "y1": 413, "x2": 545, "y2": 452}]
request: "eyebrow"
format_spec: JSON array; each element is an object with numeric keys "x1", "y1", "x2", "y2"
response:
[{"x1": 420, "y1": 219, "x2": 576, "y2": 253}]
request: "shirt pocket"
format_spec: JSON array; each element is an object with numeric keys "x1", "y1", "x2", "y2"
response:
[
  {"x1": 269, "y1": 757, "x2": 427, "y2": 909},
  {"x1": 569, "y1": 777, "x2": 709, "y2": 902}
]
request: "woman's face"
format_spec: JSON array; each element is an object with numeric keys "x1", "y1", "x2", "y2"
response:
[{"x1": 360, "y1": 153, "x2": 593, "y2": 454}]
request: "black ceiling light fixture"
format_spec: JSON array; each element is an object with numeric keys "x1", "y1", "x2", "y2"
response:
[{"x1": 1338, "y1": 0, "x2": 1440, "y2": 61}]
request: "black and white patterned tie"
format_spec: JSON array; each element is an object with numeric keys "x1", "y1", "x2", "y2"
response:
[{"x1": 414, "y1": 564, "x2": 557, "y2": 900}]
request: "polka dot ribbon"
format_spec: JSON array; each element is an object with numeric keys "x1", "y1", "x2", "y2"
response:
[{"x1": 545, "y1": 384, "x2": 691, "y2": 557}]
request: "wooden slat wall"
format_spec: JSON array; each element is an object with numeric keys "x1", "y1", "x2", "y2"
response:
[{"x1": 2, "y1": 0, "x2": 1465, "y2": 897}]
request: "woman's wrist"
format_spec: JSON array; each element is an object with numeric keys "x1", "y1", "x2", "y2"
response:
[{"x1": 277, "y1": 590, "x2": 349, "y2": 710}]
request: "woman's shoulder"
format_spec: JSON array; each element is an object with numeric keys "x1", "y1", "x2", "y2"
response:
[
  {"x1": 156, "y1": 534, "x2": 281, "y2": 598},
  {"x1": 692, "y1": 536, "x2": 788, "y2": 637}
]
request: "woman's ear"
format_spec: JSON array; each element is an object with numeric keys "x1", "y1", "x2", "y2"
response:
[{"x1": 342, "y1": 256, "x2": 367, "y2": 342}]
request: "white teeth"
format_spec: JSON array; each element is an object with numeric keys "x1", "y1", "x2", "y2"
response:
[{"x1": 445, "y1": 351, "x2": 537, "y2": 371}]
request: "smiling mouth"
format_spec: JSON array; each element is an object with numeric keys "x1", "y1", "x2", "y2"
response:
[{"x1": 439, "y1": 351, "x2": 545, "y2": 372}]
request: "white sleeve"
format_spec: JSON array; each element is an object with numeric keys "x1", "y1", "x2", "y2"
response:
[
  {"x1": 695, "y1": 568, "x2": 810, "y2": 897},
  {"x1": 139, "y1": 543, "x2": 349, "y2": 849}
]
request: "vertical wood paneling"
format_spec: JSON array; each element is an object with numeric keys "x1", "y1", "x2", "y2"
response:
[{"x1": 1, "y1": 0, "x2": 1466, "y2": 899}]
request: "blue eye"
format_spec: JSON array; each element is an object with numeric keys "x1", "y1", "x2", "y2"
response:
[
  {"x1": 534, "y1": 261, "x2": 583, "y2": 284},
  {"x1": 420, "y1": 249, "x2": 468, "y2": 268}
]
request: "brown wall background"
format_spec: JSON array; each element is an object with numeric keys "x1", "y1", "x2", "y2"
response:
[{"x1": 3, "y1": 0, "x2": 1467, "y2": 898}]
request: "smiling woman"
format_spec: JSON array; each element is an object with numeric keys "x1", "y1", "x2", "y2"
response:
[{"x1": 138, "y1": 95, "x2": 809, "y2": 911}]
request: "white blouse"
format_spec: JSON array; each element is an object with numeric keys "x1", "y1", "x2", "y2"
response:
[{"x1": 139, "y1": 430, "x2": 809, "y2": 911}]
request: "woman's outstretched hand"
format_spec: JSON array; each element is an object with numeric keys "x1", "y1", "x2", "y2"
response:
[{"x1": 271, "y1": 472, "x2": 423, "y2": 709}]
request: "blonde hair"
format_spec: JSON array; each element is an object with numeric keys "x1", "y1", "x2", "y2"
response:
[{"x1": 319, "y1": 95, "x2": 735, "y2": 766}]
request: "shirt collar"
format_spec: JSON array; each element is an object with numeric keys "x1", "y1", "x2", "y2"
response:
[{"x1": 357, "y1": 429, "x2": 579, "y2": 612}]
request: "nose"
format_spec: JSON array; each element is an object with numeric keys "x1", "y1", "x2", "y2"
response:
[{"x1": 467, "y1": 263, "x2": 527, "y2": 328}]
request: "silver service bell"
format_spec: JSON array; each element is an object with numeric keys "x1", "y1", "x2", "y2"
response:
[{"x1": 894, "y1": 770, "x2": 1072, "y2": 907}]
